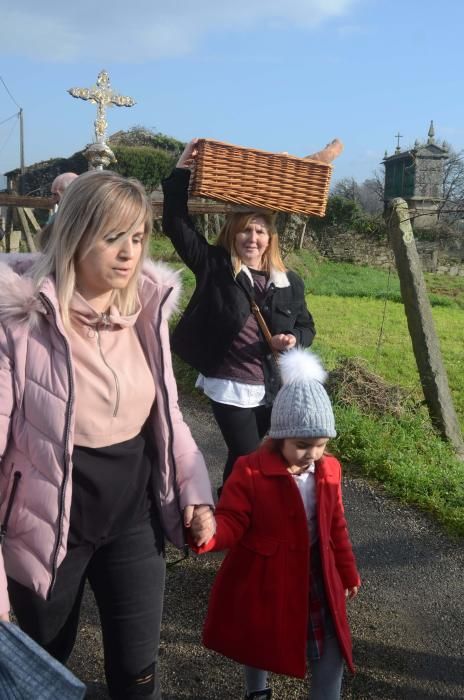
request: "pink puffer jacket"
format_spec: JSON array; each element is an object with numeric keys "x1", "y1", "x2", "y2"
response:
[{"x1": 0, "y1": 256, "x2": 213, "y2": 615}]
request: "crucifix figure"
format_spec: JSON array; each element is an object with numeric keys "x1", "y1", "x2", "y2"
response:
[
  {"x1": 395, "y1": 131, "x2": 403, "y2": 153},
  {"x1": 68, "y1": 70, "x2": 135, "y2": 144}
]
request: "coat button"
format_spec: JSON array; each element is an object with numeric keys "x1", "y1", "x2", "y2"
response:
[
  {"x1": 289, "y1": 510, "x2": 296, "y2": 517},
  {"x1": 290, "y1": 544, "x2": 296, "y2": 551}
]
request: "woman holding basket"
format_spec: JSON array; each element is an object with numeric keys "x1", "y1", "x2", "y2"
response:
[{"x1": 162, "y1": 139, "x2": 339, "y2": 488}]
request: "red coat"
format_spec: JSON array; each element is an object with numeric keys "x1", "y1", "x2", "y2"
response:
[{"x1": 194, "y1": 447, "x2": 360, "y2": 678}]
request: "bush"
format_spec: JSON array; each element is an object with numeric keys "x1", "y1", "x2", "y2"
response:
[
  {"x1": 109, "y1": 127, "x2": 184, "y2": 155},
  {"x1": 112, "y1": 146, "x2": 177, "y2": 191},
  {"x1": 309, "y1": 195, "x2": 386, "y2": 239}
]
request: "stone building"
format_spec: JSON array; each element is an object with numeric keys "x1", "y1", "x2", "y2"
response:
[
  {"x1": 4, "y1": 151, "x2": 87, "y2": 198},
  {"x1": 383, "y1": 121, "x2": 448, "y2": 228}
]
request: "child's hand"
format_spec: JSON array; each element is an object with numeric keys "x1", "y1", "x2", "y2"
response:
[
  {"x1": 184, "y1": 504, "x2": 216, "y2": 547},
  {"x1": 345, "y1": 586, "x2": 358, "y2": 599}
]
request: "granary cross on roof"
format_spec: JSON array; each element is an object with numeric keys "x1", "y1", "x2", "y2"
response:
[{"x1": 68, "y1": 70, "x2": 135, "y2": 144}]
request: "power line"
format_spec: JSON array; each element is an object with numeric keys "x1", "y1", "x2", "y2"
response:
[
  {"x1": 0, "y1": 76, "x2": 21, "y2": 109},
  {"x1": 0, "y1": 118, "x2": 18, "y2": 158},
  {"x1": 0, "y1": 112, "x2": 18, "y2": 128}
]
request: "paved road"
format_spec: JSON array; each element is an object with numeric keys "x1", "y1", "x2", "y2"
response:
[{"x1": 69, "y1": 395, "x2": 464, "y2": 699}]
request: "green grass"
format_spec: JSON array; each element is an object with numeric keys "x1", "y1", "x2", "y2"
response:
[
  {"x1": 287, "y1": 250, "x2": 464, "y2": 309},
  {"x1": 333, "y1": 405, "x2": 464, "y2": 536},
  {"x1": 151, "y1": 234, "x2": 464, "y2": 536},
  {"x1": 309, "y1": 295, "x2": 464, "y2": 426},
  {"x1": 307, "y1": 290, "x2": 464, "y2": 536}
]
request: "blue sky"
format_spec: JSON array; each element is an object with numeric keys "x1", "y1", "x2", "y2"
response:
[{"x1": 1, "y1": 0, "x2": 463, "y2": 187}]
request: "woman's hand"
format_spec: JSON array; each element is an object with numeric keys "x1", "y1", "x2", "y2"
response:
[
  {"x1": 270, "y1": 334, "x2": 296, "y2": 352},
  {"x1": 184, "y1": 504, "x2": 216, "y2": 546},
  {"x1": 177, "y1": 139, "x2": 199, "y2": 169},
  {"x1": 0, "y1": 611, "x2": 10, "y2": 622}
]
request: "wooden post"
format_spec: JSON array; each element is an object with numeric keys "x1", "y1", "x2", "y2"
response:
[
  {"x1": 213, "y1": 214, "x2": 222, "y2": 239},
  {"x1": 298, "y1": 220, "x2": 307, "y2": 249},
  {"x1": 5, "y1": 206, "x2": 13, "y2": 252},
  {"x1": 24, "y1": 208, "x2": 41, "y2": 231},
  {"x1": 385, "y1": 197, "x2": 464, "y2": 458},
  {"x1": 17, "y1": 208, "x2": 37, "y2": 252}
]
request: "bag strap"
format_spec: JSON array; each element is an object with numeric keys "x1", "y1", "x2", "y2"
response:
[
  {"x1": 236, "y1": 272, "x2": 280, "y2": 367},
  {"x1": 249, "y1": 299, "x2": 280, "y2": 365}
]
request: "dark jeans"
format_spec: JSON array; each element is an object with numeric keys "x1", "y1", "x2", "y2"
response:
[
  {"x1": 9, "y1": 518, "x2": 166, "y2": 700},
  {"x1": 211, "y1": 400, "x2": 272, "y2": 484}
]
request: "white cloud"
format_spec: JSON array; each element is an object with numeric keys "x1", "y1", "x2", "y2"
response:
[{"x1": 1, "y1": 1, "x2": 358, "y2": 62}]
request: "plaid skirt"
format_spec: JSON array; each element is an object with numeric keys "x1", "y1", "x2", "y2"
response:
[{"x1": 307, "y1": 542, "x2": 336, "y2": 661}]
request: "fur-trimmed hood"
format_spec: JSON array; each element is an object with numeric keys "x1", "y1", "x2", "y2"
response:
[{"x1": 0, "y1": 255, "x2": 182, "y2": 329}]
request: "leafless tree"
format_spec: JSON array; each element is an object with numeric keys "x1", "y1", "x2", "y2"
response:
[
  {"x1": 438, "y1": 147, "x2": 464, "y2": 224},
  {"x1": 332, "y1": 177, "x2": 360, "y2": 202},
  {"x1": 332, "y1": 176, "x2": 383, "y2": 214}
]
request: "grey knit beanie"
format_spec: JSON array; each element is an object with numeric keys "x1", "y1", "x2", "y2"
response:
[{"x1": 269, "y1": 349, "x2": 336, "y2": 439}]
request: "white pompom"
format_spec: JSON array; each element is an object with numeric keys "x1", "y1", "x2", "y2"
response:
[{"x1": 278, "y1": 348, "x2": 327, "y2": 386}]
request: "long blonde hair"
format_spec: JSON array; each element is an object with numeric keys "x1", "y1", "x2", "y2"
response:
[
  {"x1": 216, "y1": 211, "x2": 286, "y2": 275},
  {"x1": 33, "y1": 170, "x2": 152, "y2": 329}
]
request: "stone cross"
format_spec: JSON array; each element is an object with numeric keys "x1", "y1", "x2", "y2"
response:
[
  {"x1": 385, "y1": 198, "x2": 464, "y2": 459},
  {"x1": 394, "y1": 131, "x2": 403, "y2": 153}
]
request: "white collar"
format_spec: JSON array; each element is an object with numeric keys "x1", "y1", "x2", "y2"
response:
[{"x1": 241, "y1": 264, "x2": 290, "y2": 289}]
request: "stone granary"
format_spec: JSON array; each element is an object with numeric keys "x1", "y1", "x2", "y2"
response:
[{"x1": 382, "y1": 121, "x2": 448, "y2": 228}]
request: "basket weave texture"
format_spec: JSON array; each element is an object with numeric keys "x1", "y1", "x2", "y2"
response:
[{"x1": 189, "y1": 139, "x2": 333, "y2": 216}]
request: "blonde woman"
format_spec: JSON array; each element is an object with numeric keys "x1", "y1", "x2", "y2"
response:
[
  {"x1": 0, "y1": 170, "x2": 214, "y2": 700},
  {"x1": 162, "y1": 141, "x2": 316, "y2": 489}
]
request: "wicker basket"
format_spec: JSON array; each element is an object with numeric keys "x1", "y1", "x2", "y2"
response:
[{"x1": 189, "y1": 139, "x2": 333, "y2": 217}]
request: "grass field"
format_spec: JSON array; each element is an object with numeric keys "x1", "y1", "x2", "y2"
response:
[
  {"x1": 309, "y1": 295, "x2": 464, "y2": 427},
  {"x1": 151, "y1": 235, "x2": 464, "y2": 536}
]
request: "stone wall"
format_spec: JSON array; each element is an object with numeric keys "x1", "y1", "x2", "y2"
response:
[{"x1": 309, "y1": 228, "x2": 464, "y2": 276}]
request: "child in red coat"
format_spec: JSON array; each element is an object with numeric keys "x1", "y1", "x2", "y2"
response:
[{"x1": 190, "y1": 349, "x2": 360, "y2": 700}]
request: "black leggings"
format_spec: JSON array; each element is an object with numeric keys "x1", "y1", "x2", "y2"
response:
[
  {"x1": 211, "y1": 401, "x2": 272, "y2": 484},
  {"x1": 9, "y1": 518, "x2": 165, "y2": 700}
]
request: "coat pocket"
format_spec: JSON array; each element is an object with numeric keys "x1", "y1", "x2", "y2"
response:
[
  {"x1": 274, "y1": 302, "x2": 299, "y2": 318},
  {"x1": 273, "y1": 302, "x2": 301, "y2": 333}
]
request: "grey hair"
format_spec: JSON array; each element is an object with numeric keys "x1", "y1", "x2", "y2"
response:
[{"x1": 51, "y1": 172, "x2": 79, "y2": 196}]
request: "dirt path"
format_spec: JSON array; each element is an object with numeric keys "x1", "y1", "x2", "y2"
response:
[{"x1": 70, "y1": 395, "x2": 464, "y2": 699}]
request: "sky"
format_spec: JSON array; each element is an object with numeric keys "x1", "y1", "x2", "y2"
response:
[{"x1": 1, "y1": 0, "x2": 464, "y2": 189}]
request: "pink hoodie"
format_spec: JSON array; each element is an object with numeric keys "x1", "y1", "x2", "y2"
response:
[
  {"x1": 0, "y1": 256, "x2": 213, "y2": 615},
  {"x1": 68, "y1": 291, "x2": 157, "y2": 448}
]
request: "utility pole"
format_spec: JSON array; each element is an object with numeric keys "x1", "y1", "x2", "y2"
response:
[{"x1": 18, "y1": 108, "x2": 25, "y2": 194}]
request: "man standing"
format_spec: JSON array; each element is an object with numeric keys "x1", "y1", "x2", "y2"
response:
[{"x1": 39, "y1": 173, "x2": 79, "y2": 249}]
